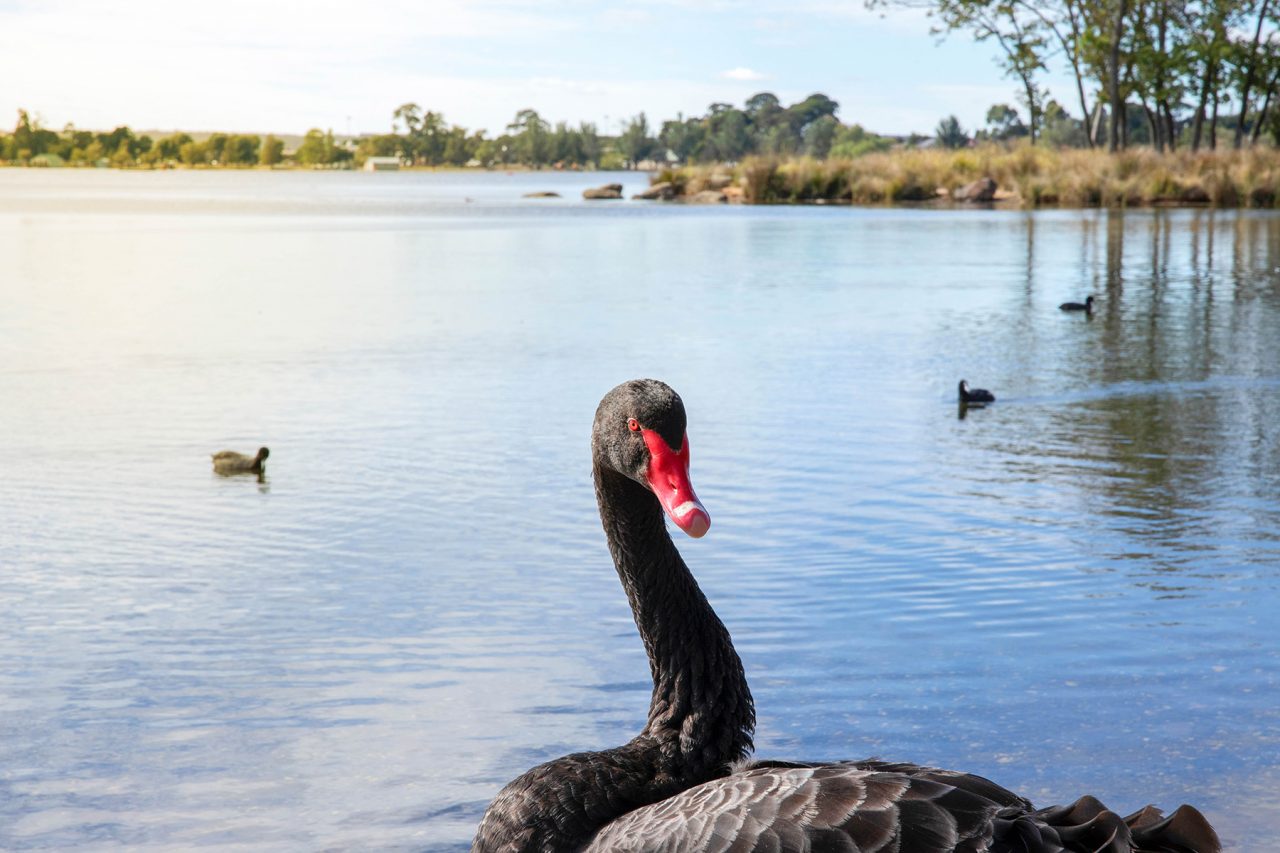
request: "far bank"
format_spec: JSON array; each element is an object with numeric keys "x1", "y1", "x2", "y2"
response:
[
  {"x1": 651, "y1": 147, "x2": 1280, "y2": 209},
  {"x1": 11, "y1": 145, "x2": 1280, "y2": 211}
]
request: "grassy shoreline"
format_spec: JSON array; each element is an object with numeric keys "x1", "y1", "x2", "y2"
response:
[
  {"x1": 657, "y1": 146, "x2": 1280, "y2": 208},
  {"x1": 11, "y1": 146, "x2": 1280, "y2": 209}
]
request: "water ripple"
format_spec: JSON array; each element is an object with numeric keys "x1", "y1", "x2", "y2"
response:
[{"x1": 2, "y1": 176, "x2": 1278, "y2": 849}]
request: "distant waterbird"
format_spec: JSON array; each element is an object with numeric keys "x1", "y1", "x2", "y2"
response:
[
  {"x1": 211, "y1": 447, "x2": 269, "y2": 476},
  {"x1": 1059, "y1": 295, "x2": 1095, "y2": 312},
  {"x1": 958, "y1": 379, "x2": 995, "y2": 404}
]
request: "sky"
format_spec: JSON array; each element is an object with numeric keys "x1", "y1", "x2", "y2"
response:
[{"x1": 0, "y1": 0, "x2": 1079, "y2": 139}]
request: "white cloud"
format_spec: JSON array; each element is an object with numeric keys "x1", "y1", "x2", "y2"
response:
[{"x1": 721, "y1": 67, "x2": 768, "y2": 81}]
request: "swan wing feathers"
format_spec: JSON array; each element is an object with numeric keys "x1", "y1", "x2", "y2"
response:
[{"x1": 580, "y1": 760, "x2": 1220, "y2": 853}]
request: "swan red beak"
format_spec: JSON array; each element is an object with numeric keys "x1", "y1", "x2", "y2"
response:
[{"x1": 641, "y1": 429, "x2": 710, "y2": 538}]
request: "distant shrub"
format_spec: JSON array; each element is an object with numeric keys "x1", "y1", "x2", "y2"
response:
[
  {"x1": 598, "y1": 151, "x2": 626, "y2": 170},
  {"x1": 739, "y1": 158, "x2": 785, "y2": 203}
]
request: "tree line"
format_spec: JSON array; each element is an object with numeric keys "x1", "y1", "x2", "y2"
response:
[
  {"x1": 1, "y1": 94, "x2": 903, "y2": 169},
  {"x1": 874, "y1": 0, "x2": 1280, "y2": 152},
  {"x1": 349, "y1": 95, "x2": 897, "y2": 168},
  {"x1": 14, "y1": 57, "x2": 1275, "y2": 170},
  {"x1": 0, "y1": 110, "x2": 299, "y2": 167}
]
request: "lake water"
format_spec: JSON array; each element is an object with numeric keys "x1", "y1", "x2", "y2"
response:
[{"x1": 1, "y1": 170, "x2": 1277, "y2": 851}]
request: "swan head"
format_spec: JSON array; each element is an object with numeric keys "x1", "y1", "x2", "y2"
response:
[
  {"x1": 256, "y1": 447, "x2": 270, "y2": 462},
  {"x1": 593, "y1": 379, "x2": 710, "y2": 538}
]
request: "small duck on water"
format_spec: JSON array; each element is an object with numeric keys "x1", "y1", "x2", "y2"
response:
[
  {"x1": 212, "y1": 447, "x2": 269, "y2": 475},
  {"x1": 1059, "y1": 295, "x2": 1095, "y2": 312},
  {"x1": 958, "y1": 380, "x2": 995, "y2": 404}
]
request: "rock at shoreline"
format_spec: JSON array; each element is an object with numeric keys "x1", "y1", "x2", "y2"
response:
[
  {"x1": 583, "y1": 183, "x2": 623, "y2": 200},
  {"x1": 687, "y1": 189, "x2": 727, "y2": 204},
  {"x1": 706, "y1": 173, "x2": 733, "y2": 191},
  {"x1": 523, "y1": 191, "x2": 561, "y2": 198},
  {"x1": 632, "y1": 182, "x2": 676, "y2": 201},
  {"x1": 954, "y1": 177, "x2": 998, "y2": 202}
]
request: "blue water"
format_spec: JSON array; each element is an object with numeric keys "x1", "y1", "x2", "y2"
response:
[{"x1": 1, "y1": 170, "x2": 1276, "y2": 850}]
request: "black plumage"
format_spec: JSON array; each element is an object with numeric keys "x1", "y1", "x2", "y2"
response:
[
  {"x1": 958, "y1": 380, "x2": 996, "y2": 404},
  {"x1": 471, "y1": 379, "x2": 1219, "y2": 853},
  {"x1": 1059, "y1": 295, "x2": 1095, "y2": 312}
]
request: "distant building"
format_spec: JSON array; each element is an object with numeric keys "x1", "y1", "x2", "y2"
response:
[{"x1": 363, "y1": 156, "x2": 401, "y2": 172}]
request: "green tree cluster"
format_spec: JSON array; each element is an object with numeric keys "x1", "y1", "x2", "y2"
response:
[
  {"x1": 295, "y1": 129, "x2": 353, "y2": 166},
  {"x1": 0, "y1": 110, "x2": 350, "y2": 168},
  {"x1": 390, "y1": 103, "x2": 486, "y2": 166},
  {"x1": 657, "y1": 92, "x2": 863, "y2": 164},
  {"x1": 475, "y1": 110, "x2": 602, "y2": 168},
  {"x1": 377, "y1": 103, "x2": 602, "y2": 168},
  {"x1": 0, "y1": 110, "x2": 156, "y2": 166},
  {"x1": 872, "y1": 0, "x2": 1280, "y2": 152},
  {"x1": 829, "y1": 123, "x2": 895, "y2": 157}
]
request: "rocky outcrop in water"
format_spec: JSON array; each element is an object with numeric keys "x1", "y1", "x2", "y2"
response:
[
  {"x1": 633, "y1": 182, "x2": 676, "y2": 201},
  {"x1": 953, "y1": 177, "x2": 998, "y2": 202},
  {"x1": 583, "y1": 183, "x2": 623, "y2": 200},
  {"x1": 687, "y1": 189, "x2": 727, "y2": 204}
]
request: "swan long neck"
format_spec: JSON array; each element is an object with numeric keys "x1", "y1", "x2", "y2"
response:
[
  {"x1": 593, "y1": 465, "x2": 755, "y2": 776},
  {"x1": 471, "y1": 461, "x2": 756, "y2": 853}
]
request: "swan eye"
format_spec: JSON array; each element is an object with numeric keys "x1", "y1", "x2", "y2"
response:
[{"x1": 627, "y1": 418, "x2": 640, "y2": 432}]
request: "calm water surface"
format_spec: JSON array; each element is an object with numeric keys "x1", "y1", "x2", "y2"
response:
[{"x1": 1, "y1": 170, "x2": 1277, "y2": 850}]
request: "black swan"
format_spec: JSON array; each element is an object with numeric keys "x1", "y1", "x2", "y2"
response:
[
  {"x1": 211, "y1": 446, "x2": 269, "y2": 475},
  {"x1": 472, "y1": 379, "x2": 1219, "y2": 853},
  {"x1": 958, "y1": 380, "x2": 995, "y2": 404},
  {"x1": 1059, "y1": 296, "x2": 1095, "y2": 312}
]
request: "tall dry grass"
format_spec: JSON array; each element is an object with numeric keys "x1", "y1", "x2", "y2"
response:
[{"x1": 662, "y1": 146, "x2": 1280, "y2": 208}]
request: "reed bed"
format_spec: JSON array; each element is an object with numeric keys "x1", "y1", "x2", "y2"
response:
[{"x1": 657, "y1": 146, "x2": 1280, "y2": 208}]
